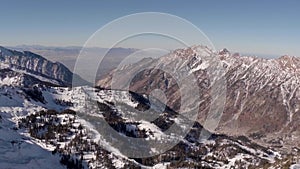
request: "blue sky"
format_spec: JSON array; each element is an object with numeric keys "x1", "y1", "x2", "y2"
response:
[{"x1": 0, "y1": 0, "x2": 300, "y2": 56}]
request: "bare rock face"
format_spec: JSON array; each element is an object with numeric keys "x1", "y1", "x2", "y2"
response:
[
  {"x1": 97, "y1": 45, "x2": 300, "y2": 148},
  {"x1": 0, "y1": 46, "x2": 88, "y2": 86}
]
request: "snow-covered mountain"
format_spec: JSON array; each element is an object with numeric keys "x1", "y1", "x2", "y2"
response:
[
  {"x1": 8, "y1": 45, "x2": 138, "y2": 80},
  {"x1": 97, "y1": 45, "x2": 300, "y2": 152},
  {"x1": 1, "y1": 46, "x2": 300, "y2": 168},
  {"x1": 0, "y1": 46, "x2": 88, "y2": 86},
  {"x1": 0, "y1": 84, "x2": 295, "y2": 168}
]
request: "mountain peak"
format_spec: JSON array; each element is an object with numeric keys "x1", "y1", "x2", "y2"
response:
[
  {"x1": 218, "y1": 48, "x2": 230, "y2": 55},
  {"x1": 97, "y1": 45, "x2": 300, "y2": 147},
  {"x1": 279, "y1": 55, "x2": 297, "y2": 60},
  {"x1": 22, "y1": 50, "x2": 46, "y2": 59},
  {"x1": 191, "y1": 45, "x2": 214, "y2": 55}
]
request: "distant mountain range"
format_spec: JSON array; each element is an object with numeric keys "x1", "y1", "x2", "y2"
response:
[{"x1": 7, "y1": 45, "x2": 138, "y2": 81}]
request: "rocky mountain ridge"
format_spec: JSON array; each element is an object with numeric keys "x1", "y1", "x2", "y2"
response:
[
  {"x1": 97, "y1": 45, "x2": 300, "y2": 151},
  {"x1": 0, "y1": 46, "x2": 88, "y2": 86},
  {"x1": 1, "y1": 45, "x2": 300, "y2": 168}
]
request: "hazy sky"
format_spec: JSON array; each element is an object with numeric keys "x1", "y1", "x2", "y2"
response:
[{"x1": 0, "y1": 0, "x2": 299, "y2": 56}]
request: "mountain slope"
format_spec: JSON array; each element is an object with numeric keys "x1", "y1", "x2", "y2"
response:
[
  {"x1": 0, "y1": 84, "x2": 291, "y2": 168},
  {"x1": 0, "y1": 46, "x2": 88, "y2": 86},
  {"x1": 0, "y1": 111, "x2": 65, "y2": 169},
  {"x1": 1, "y1": 46, "x2": 300, "y2": 168},
  {"x1": 97, "y1": 45, "x2": 300, "y2": 150},
  {"x1": 9, "y1": 45, "x2": 138, "y2": 80}
]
